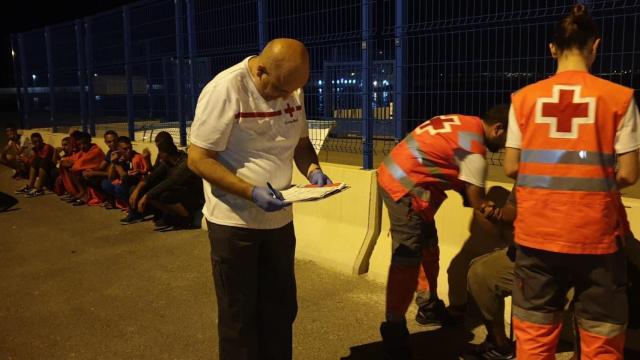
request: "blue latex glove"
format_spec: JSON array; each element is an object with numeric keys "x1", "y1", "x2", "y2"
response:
[
  {"x1": 251, "y1": 186, "x2": 291, "y2": 212},
  {"x1": 308, "y1": 169, "x2": 333, "y2": 186}
]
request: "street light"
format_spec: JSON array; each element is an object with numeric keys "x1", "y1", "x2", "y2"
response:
[{"x1": 32, "y1": 74, "x2": 37, "y2": 86}]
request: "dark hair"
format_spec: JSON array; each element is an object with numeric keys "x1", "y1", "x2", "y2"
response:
[
  {"x1": 482, "y1": 104, "x2": 509, "y2": 129},
  {"x1": 30, "y1": 132, "x2": 43, "y2": 140},
  {"x1": 62, "y1": 137, "x2": 71, "y2": 142},
  {"x1": 117, "y1": 136, "x2": 132, "y2": 145},
  {"x1": 104, "y1": 130, "x2": 118, "y2": 137},
  {"x1": 157, "y1": 139, "x2": 179, "y2": 157},
  {"x1": 70, "y1": 130, "x2": 83, "y2": 141},
  {"x1": 78, "y1": 132, "x2": 92, "y2": 143},
  {"x1": 553, "y1": 4, "x2": 600, "y2": 52},
  {"x1": 154, "y1": 131, "x2": 173, "y2": 144}
]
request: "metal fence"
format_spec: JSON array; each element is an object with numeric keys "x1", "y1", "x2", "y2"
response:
[{"x1": 11, "y1": 0, "x2": 640, "y2": 168}]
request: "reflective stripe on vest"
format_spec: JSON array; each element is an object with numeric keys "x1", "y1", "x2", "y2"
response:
[
  {"x1": 519, "y1": 148, "x2": 616, "y2": 192},
  {"x1": 382, "y1": 157, "x2": 431, "y2": 202},
  {"x1": 517, "y1": 174, "x2": 616, "y2": 192},
  {"x1": 521, "y1": 149, "x2": 615, "y2": 167},
  {"x1": 383, "y1": 133, "x2": 454, "y2": 201}
]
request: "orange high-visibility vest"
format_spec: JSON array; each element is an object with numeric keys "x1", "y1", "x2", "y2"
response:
[
  {"x1": 377, "y1": 114, "x2": 486, "y2": 220},
  {"x1": 512, "y1": 70, "x2": 634, "y2": 254}
]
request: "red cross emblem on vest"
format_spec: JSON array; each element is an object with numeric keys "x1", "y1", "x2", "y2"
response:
[
  {"x1": 535, "y1": 85, "x2": 595, "y2": 139},
  {"x1": 284, "y1": 103, "x2": 296, "y2": 117},
  {"x1": 416, "y1": 115, "x2": 461, "y2": 136}
]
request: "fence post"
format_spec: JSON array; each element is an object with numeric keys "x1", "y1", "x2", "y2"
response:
[
  {"x1": 186, "y1": 0, "x2": 197, "y2": 120},
  {"x1": 84, "y1": 18, "x2": 96, "y2": 136},
  {"x1": 175, "y1": 0, "x2": 186, "y2": 146},
  {"x1": 394, "y1": 0, "x2": 407, "y2": 141},
  {"x1": 75, "y1": 20, "x2": 88, "y2": 133},
  {"x1": 162, "y1": 57, "x2": 170, "y2": 121},
  {"x1": 10, "y1": 35, "x2": 24, "y2": 127},
  {"x1": 361, "y1": 0, "x2": 374, "y2": 169},
  {"x1": 145, "y1": 41, "x2": 154, "y2": 119},
  {"x1": 123, "y1": 6, "x2": 135, "y2": 140},
  {"x1": 17, "y1": 34, "x2": 30, "y2": 128},
  {"x1": 257, "y1": 0, "x2": 268, "y2": 50},
  {"x1": 45, "y1": 27, "x2": 57, "y2": 132}
]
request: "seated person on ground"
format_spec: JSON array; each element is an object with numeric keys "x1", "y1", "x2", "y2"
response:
[
  {"x1": 52, "y1": 137, "x2": 73, "y2": 196},
  {"x1": 101, "y1": 136, "x2": 148, "y2": 223},
  {"x1": 67, "y1": 132, "x2": 106, "y2": 206},
  {"x1": 1, "y1": 125, "x2": 31, "y2": 178},
  {"x1": 81, "y1": 130, "x2": 118, "y2": 186},
  {"x1": 142, "y1": 131, "x2": 174, "y2": 171},
  {"x1": 464, "y1": 189, "x2": 639, "y2": 360},
  {"x1": 15, "y1": 133, "x2": 55, "y2": 198},
  {"x1": 57, "y1": 131, "x2": 83, "y2": 200},
  {"x1": 129, "y1": 139, "x2": 203, "y2": 230}
]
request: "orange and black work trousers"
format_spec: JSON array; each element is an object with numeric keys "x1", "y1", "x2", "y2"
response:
[
  {"x1": 207, "y1": 221, "x2": 298, "y2": 360},
  {"x1": 512, "y1": 245, "x2": 627, "y2": 360},
  {"x1": 380, "y1": 186, "x2": 440, "y2": 321}
]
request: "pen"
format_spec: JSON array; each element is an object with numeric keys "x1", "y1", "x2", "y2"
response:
[{"x1": 266, "y1": 182, "x2": 284, "y2": 201}]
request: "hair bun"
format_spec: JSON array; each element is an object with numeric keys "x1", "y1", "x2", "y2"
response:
[{"x1": 572, "y1": 4, "x2": 587, "y2": 17}]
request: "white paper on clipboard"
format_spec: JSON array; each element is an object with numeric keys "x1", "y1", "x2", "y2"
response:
[{"x1": 280, "y1": 183, "x2": 349, "y2": 202}]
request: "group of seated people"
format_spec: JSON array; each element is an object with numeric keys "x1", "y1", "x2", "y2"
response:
[{"x1": 1, "y1": 125, "x2": 203, "y2": 230}]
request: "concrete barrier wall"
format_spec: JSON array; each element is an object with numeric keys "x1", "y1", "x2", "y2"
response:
[{"x1": 291, "y1": 163, "x2": 381, "y2": 275}]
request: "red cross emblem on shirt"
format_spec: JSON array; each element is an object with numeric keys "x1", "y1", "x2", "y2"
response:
[
  {"x1": 535, "y1": 85, "x2": 595, "y2": 139},
  {"x1": 284, "y1": 103, "x2": 296, "y2": 117}
]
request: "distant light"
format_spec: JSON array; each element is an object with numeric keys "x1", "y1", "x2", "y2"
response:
[
  {"x1": 317, "y1": 80, "x2": 323, "y2": 86},
  {"x1": 382, "y1": 80, "x2": 389, "y2": 86},
  {"x1": 331, "y1": 80, "x2": 335, "y2": 84},
  {"x1": 11, "y1": 49, "x2": 15, "y2": 57},
  {"x1": 350, "y1": 72, "x2": 355, "y2": 76},
  {"x1": 93, "y1": 73, "x2": 98, "y2": 77},
  {"x1": 32, "y1": 74, "x2": 37, "y2": 80},
  {"x1": 373, "y1": 80, "x2": 378, "y2": 87}
]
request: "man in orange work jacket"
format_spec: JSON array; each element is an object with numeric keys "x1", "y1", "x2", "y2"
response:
[{"x1": 377, "y1": 105, "x2": 509, "y2": 360}]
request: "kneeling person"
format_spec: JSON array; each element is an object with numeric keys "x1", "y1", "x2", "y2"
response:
[{"x1": 132, "y1": 140, "x2": 203, "y2": 230}]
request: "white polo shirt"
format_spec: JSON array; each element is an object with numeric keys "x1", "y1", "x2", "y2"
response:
[{"x1": 189, "y1": 57, "x2": 309, "y2": 229}]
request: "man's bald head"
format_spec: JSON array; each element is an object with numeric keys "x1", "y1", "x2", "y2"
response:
[{"x1": 250, "y1": 38, "x2": 309, "y2": 100}]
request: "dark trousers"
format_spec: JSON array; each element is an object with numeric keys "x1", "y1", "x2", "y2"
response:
[{"x1": 207, "y1": 221, "x2": 297, "y2": 360}]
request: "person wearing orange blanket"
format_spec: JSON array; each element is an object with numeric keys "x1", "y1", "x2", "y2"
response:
[
  {"x1": 57, "y1": 131, "x2": 83, "y2": 200},
  {"x1": 504, "y1": 5, "x2": 639, "y2": 360},
  {"x1": 67, "y1": 132, "x2": 106, "y2": 206}
]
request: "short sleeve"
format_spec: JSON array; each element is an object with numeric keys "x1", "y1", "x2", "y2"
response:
[
  {"x1": 505, "y1": 104, "x2": 522, "y2": 149},
  {"x1": 189, "y1": 82, "x2": 240, "y2": 152},
  {"x1": 615, "y1": 97, "x2": 640, "y2": 154},
  {"x1": 458, "y1": 153, "x2": 487, "y2": 188},
  {"x1": 297, "y1": 89, "x2": 309, "y2": 138}
]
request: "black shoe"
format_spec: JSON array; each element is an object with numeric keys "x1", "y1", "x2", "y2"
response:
[
  {"x1": 459, "y1": 340, "x2": 515, "y2": 360},
  {"x1": 380, "y1": 320, "x2": 413, "y2": 360},
  {"x1": 415, "y1": 298, "x2": 452, "y2": 327},
  {"x1": 120, "y1": 212, "x2": 145, "y2": 225}
]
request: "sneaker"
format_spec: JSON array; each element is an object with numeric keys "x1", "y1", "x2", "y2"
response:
[
  {"x1": 415, "y1": 298, "x2": 452, "y2": 326},
  {"x1": 14, "y1": 185, "x2": 32, "y2": 194},
  {"x1": 460, "y1": 340, "x2": 515, "y2": 360},
  {"x1": 120, "y1": 212, "x2": 145, "y2": 225},
  {"x1": 25, "y1": 189, "x2": 45, "y2": 198},
  {"x1": 380, "y1": 320, "x2": 413, "y2": 360}
]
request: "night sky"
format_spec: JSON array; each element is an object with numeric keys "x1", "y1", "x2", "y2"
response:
[{"x1": 0, "y1": 0, "x2": 135, "y2": 88}]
